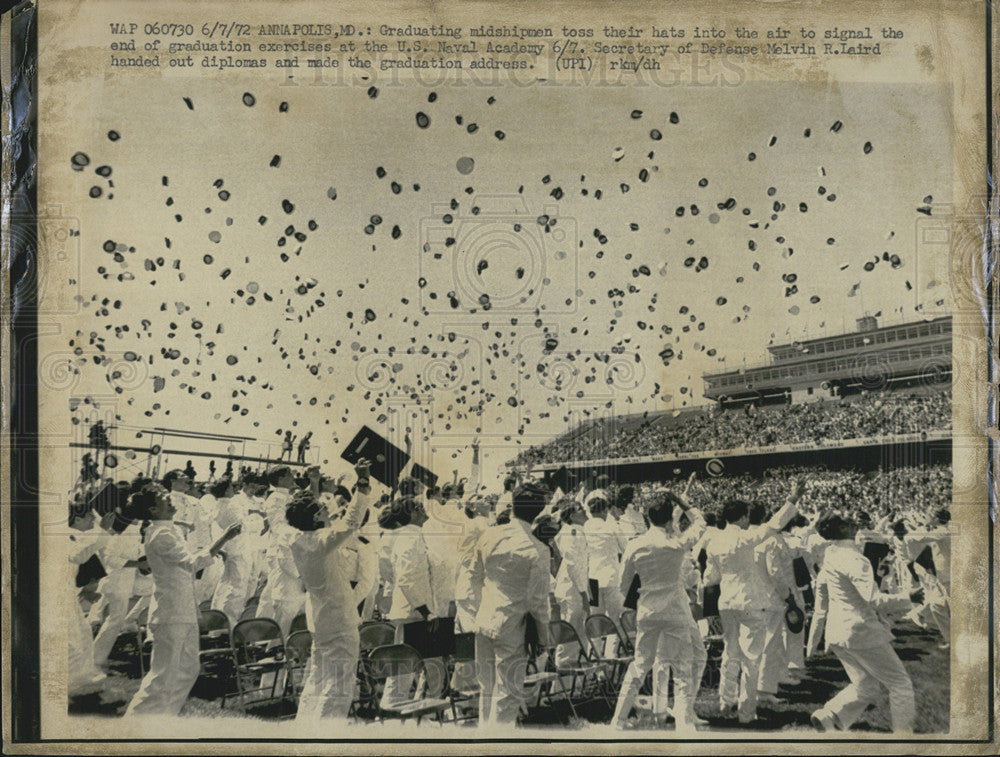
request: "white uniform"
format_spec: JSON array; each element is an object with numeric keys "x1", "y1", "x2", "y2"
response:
[
  {"x1": 612, "y1": 510, "x2": 707, "y2": 728},
  {"x1": 92, "y1": 524, "x2": 143, "y2": 668},
  {"x1": 256, "y1": 489, "x2": 305, "y2": 636},
  {"x1": 381, "y1": 523, "x2": 434, "y2": 706},
  {"x1": 755, "y1": 533, "x2": 798, "y2": 696},
  {"x1": 808, "y1": 541, "x2": 916, "y2": 732},
  {"x1": 467, "y1": 518, "x2": 551, "y2": 725},
  {"x1": 584, "y1": 516, "x2": 625, "y2": 626},
  {"x1": 68, "y1": 530, "x2": 109, "y2": 696},
  {"x1": 453, "y1": 515, "x2": 489, "y2": 633},
  {"x1": 193, "y1": 494, "x2": 224, "y2": 604},
  {"x1": 552, "y1": 525, "x2": 589, "y2": 667},
  {"x1": 125, "y1": 520, "x2": 215, "y2": 716},
  {"x1": 903, "y1": 528, "x2": 951, "y2": 644},
  {"x1": 290, "y1": 490, "x2": 371, "y2": 722},
  {"x1": 423, "y1": 497, "x2": 464, "y2": 618},
  {"x1": 704, "y1": 500, "x2": 796, "y2": 722},
  {"x1": 211, "y1": 492, "x2": 255, "y2": 627}
]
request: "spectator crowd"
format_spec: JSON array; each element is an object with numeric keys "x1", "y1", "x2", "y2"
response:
[{"x1": 514, "y1": 389, "x2": 952, "y2": 467}]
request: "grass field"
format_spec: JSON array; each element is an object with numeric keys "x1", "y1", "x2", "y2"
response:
[{"x1": 70, "y1": 620, "x2": 949, "y2": 735}]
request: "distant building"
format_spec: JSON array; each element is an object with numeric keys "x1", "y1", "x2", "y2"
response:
[{"x1": 702, "y1": 315, "x2": 952, "y2": 406}]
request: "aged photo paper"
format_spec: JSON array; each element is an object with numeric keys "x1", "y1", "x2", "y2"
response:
[{"x1": 2, "y1": 0, "x2": 995, "y2": 753}]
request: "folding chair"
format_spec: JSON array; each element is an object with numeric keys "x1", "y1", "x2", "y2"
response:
[
  {"x1": 364, "y1": 643, "x2": 452, "y2": 724},
  {"x1": 289, "y1": 612, "x2": 309, "y2": 635},
  {"x1": 446, "y1": 632, "x2": 479, "y2": 723},
  {"x1": 228, "y1": 618, "x2": 290, "y2": 712},
  {"x1": 198, "y1": 609, "x2": 233, "y2": 666},
  {"x1": 199, "y1": 609, "x2": 230, "y2": 642},
  {"x1": 347, "y1": 621, "x2": 399, "y2": 719},
  {"x1": 285, "y1": 629, "x2": 312, "y2": 701},
  {"x1": 584, "y1": 614, "x2": 634, "y2": 687},
  {"x1": 194, "y1": 608, "x2": 235, "y2": 703},
  {"x1": 348, "y1": 624, "x2": 392, "y2": 721},
  {"x1": 619, "y1": 610, "x2": 637, "y2": 652},
  {"x1": 530, "y1": 620, "x2": 610, "y2": 718},
  {"x1": 359, "y1": 622, "x2": 396, "y2": 652}
]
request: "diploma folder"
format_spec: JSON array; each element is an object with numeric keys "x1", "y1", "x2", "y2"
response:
[
  {"x1": 623, "y1": 574, "x2": 641, "y2": 611},
  {"x1": 340, "y1": 426, "x2": 411, "y2": 488}
]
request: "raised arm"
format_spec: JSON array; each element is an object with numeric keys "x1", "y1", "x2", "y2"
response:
[{"x1": 762, "y1": 479, "x2": 805, "y2": 537}]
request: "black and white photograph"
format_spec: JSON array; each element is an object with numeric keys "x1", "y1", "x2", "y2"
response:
[{"x1": 3, "y1": 0, "x2": 993, "y2": 751}]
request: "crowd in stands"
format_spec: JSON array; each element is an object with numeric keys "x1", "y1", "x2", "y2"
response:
[
  {"x1": 664, "y1": 465, "x2": 952, "y2": 525},
  {"x1": 514, "y1": 389, "x2": 952, "y2": 467}
]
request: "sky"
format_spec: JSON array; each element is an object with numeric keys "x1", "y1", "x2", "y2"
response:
[{"x1": 49, "y1": 78, "x2": 953, "y2": 488}]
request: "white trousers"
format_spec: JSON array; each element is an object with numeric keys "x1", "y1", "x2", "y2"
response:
[
  {"x1": 195, "y1": 557, "x2": 224, "y2": 605},
  {"x1": 756, "y1": 609, "x2": 787, "y2": 695},
  {"x1": 612, "y1": 617, "x2": 704, "y2": 727},
  {"x1": 212, "y1": 557, "x2": 253, "y2": 629},
  {"x1": 256, "y1": 591, "x2": 304, "y2": 639},
  {"x1": 69, "y1": 593, "x2": 105, "y2": 696},
  {"x1": 784, "y1": 622, "x2": 805, "y2": 671},
  {"x1": 296, "y1": 629, "x2": 360, "y2": 722},
  {"x1": 476, "y1": 631, "x2": 530, "y2": 725},
  {"x1": 925, "y1": 587, "x2": 950, "y2": 644},
  {"x1": 597, "y1": 585, "x2": 624, "y2": 629},
  {"x1": 92, "y1": 592, "x2": 131, "y2": 669},
  {"x1": 455, "y1": 597, "x2": 477, "y2": 634},
  {"x1": 125, "y1": 623, "x2": 200, "y2": 716},
  {"x1": 597, "y1": 585, "x2": 625, "y2": 657},
  {"x1": 823, "y1": 642, "x2": 915, "y2": 732},
  {"x1": 554, "y1": 593, "x2": 587, "y2": 668},
  {"x1": 718, "y1": 608, "x2": 767, "y2": 721}
]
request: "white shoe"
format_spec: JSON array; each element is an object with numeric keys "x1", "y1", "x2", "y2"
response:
[{"x1": 810, "y1": 709, "x2": 837, "y2": 732}]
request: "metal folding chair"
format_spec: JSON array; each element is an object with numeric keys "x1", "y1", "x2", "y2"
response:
[
  {"x1": 289, "y1": 612, "x2": 309, "y2": 635},
  {"x1": 347, "y1": 621, "x2": 399, "y2": 719},
  {"x1": 227, "y1": 617, "x2": 290, "y2": 712},
  {"x1": 530, "y1": 620, "x2": 611, "y2": 718},
  {"x1": 359, "y1": 621, "x2": 396, "y2": 652},
  {"x1": 619, "y1": 609, "x2": 637, "y2": 652},
  {"x1": 446, "y1": 632, "x2": 479, "y2": 723},
  {"x1": 364, "y1": 643, "x2": 451, "y2": 724},
  {"x1": 584, "y1": 614, "x2": 634, "y2": 687}
]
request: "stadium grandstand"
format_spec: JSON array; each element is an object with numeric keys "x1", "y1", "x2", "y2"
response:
[{"x1": 511, "y1": 315, "x2": 953, "y2": 495}]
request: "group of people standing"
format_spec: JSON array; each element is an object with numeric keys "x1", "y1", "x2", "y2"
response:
[{"x1": 67, "y1": 454, "x2": 951, "y2": 732}]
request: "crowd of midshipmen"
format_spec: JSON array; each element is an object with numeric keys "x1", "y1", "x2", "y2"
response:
[{"x1": 67, "y1": 455, "x2": 952, "y2": 731}]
